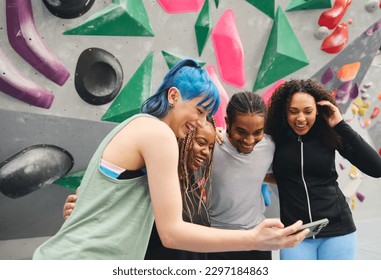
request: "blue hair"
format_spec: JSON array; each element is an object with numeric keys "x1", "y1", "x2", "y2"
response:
[{"x1": 141, "y1": 59, "x2": 220, "y2": 118}]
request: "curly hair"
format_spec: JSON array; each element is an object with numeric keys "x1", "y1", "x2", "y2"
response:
[
  {"x1": 177, "y1": 116, "x2": 216, "y2": 224},
  {"x1": 265, "y1": 79, "x2": 342, "y2": 149}
]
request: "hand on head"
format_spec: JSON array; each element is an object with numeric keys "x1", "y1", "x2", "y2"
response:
[{"x1": 317, "y1": 100, "x2": 343, "y2": 127}]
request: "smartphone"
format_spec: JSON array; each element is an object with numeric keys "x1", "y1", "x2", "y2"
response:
[{"x1": 292, "y1": 218, "x2": 329, "y2": 238}]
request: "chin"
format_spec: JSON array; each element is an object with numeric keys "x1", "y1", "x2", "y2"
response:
[
  {"x1": 177, "y1": 130, "x2": 187, "y2": 138},
  {"x1": 293, "y1": 128, "x2": 310, "y2": 135}
]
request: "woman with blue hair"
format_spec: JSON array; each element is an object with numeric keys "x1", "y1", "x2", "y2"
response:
[{"x1": 33, "y1": 59, "x2": 307, "y2": 260}]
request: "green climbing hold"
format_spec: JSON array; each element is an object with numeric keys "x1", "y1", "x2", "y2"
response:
[
  {"x1": 64, "y1": 0, "x2": 154, "y2": 36},
  {"x1": 101, "y1": 52, "x2": 154, "y2": 123},
  {"x1": 195, "y1": 0, "x2": 211, "y2": 56},
  {"x1": 245, "y1": 0, "x2": 275, "y2": 19},
  {"x1": 162, "y1": 51, "x2": 206, "y2": 69},
  {"x1": 54, "y1": 170, "x2": 85, "y2": 191},
  {"x1": 253, "y1": 7, "x2": 309, "y2": 91},
  {"x1": 286, "y1": 0, "x2": 332, "y2": 12}
]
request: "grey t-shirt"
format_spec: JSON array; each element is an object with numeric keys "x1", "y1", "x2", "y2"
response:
[{"x1": 208, "y1": 132, "x2": 275, "y2": 230}]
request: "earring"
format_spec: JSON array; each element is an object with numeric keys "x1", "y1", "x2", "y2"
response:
[{"x1": 169, "y1": 103, "x2": 174, "y2": 109}]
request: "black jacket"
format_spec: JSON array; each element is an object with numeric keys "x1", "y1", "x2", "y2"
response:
[{"x1": 273, "y1": 120, "x2": 381, "y2": 238}]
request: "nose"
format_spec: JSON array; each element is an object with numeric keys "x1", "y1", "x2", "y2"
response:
[
  {"x1": 200, "y1": 147, "x2": 211, "y2": 159},
  {"x1": 296, "y1": 113, "x2": 305, "y2": 121},
  {"x1": 243, "y1": 135, "x2": 255, "y2": 146}
]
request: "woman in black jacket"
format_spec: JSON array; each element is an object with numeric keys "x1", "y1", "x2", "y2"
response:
[{"x1": 265, "y1": 79, "x2": 381, "y2": 260}]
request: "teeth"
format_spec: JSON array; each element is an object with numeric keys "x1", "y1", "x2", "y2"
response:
[
  {"x1": 296, "y1": 124, "x2": 306, "y2": 128},
  {"x1": 196, "y1": 157, "x2": 204, "y2": 163},
  {"x1": 187, "y1": 123, "x2": 195, "y2": 130}
]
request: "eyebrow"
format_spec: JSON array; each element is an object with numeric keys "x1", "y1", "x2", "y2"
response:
[{"x1": 289, "y1": 106, "x2": 314, "y2": 110}]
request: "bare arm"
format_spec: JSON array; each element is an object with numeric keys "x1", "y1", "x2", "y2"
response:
[
  {"x1": 264, "y1": 173, "x2": 277, "y2": 185},
  {"x1": 137, "y1": 118, "x2": 307, "y2": 252},
  {"x1": 63, "y1": 118, "x2": 307, "y2": 252}
]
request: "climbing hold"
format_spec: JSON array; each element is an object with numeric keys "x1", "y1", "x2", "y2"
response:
[
  {"x1": 337, "y1": 62, "x2": 361, "y2": 82},
  {"x1": 212, "y1": 9, "x2": 246, "y2": 88},
  {"x1": 321, "y1": 22, "x2": 349, "y2": 54},
  {"x1": 314, "y1": 26, "x2": 330, "y2": 40},
  {"x1": 318, "y1": 0, "x2": 352, "y2": 30}
]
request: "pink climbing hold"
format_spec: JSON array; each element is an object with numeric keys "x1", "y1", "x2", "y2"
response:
[
  {"x1": 262, "y1": 79, "x2": 285, "y2": 106},
  {"x1": 157, "y1": 0, "x2": 205, "y2": 13},
  {"x1": 206, "y1": 65, "x2": 229, "y2": 129},
  {"x1": 212, "y1": 9, "x2": 245, "y2": 88}
]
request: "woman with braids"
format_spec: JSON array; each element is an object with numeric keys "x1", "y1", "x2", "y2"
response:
[
  {"x1": 265, "y1": 79, "x2": 381, "y2": 260},
  {"x1": 145, "y1": 117, "x2": 216, "y2": 260},
  {"x1": 33, "y1": 59, "x2": 307, "y2": 260}
]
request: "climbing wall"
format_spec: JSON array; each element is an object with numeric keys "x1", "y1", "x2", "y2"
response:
[{"x1": 0, "y1": 0, "x2": 380, "y2": 259}]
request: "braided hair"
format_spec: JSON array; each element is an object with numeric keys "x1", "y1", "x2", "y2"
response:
[
  {"x1": 225, "y1": 91, "x2": 266, "y2": 136},
  {"x1": 178, "y1": 116, "x2": 216, "y2": 225}
]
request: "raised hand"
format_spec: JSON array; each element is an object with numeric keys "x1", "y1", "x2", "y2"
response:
[{"x1": 317, "y1": 100, "x2": 343, "y2": 128}]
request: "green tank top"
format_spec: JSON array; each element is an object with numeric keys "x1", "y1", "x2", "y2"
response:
[{"x1": 33, "y1": 114, "x2": 155, "y2": 259}]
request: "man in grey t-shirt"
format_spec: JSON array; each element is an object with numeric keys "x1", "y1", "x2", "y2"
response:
[{"x1": 207, "y1": 91, "x2": 275, "y2": 260}]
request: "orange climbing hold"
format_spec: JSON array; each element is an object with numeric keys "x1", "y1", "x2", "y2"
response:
[{"x1": 337, "y1": 62, "x2": 361, "y2": 82}]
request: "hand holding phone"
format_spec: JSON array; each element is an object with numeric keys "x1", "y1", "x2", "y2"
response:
[{"x1": 292, "y1": 218, "x2": 329, "y2": 238}]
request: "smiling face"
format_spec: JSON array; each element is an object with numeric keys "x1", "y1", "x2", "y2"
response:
[
  {"x1": 186, "y1": 122, "x2": 216, "y2": 172},
  {"x1": 166, "y1": 87, "x2": 210, "y2": 138},
  {"x1": 226, "y1": 113, "x2": 265, "y2": 154},
  {"x1": 287, "y1": 92, "x2": 318, "y2": 136}
]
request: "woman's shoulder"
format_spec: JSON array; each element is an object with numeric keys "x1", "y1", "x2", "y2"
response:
[{"x1": 122, "y1": 114, "x2": 175, "y2": 140}]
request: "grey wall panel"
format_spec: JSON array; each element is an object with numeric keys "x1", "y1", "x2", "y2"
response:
[{"x1": 0, "y1": 109, "x2": 117, "y2": 240}]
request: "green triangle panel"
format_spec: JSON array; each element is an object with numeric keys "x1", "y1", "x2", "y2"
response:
[
  {"x1": 245, "y1": 0, "x2": 275, "y2": 19},
  {"x1": 63, "y1": 1, "x2": 154, "y2": 36},
  {"x1": 101, "y1": 52, "x2": 154, "y2": 123},
  {"x1": 195, "y1": 0, "x2": 211, "y2": 56},
  {"x1": 161, "y1": 51, "x2": 206, "y2": 69},
  {"x1": 215, "y1": 0, "x2": 220, "y2": 8},
  {"x1": 253, "y1": 7, "x2": 309, "y2": 91},
  {"x1": 286, "y1": 0, "x2": 332, "y2": 12},
  {"x1": 54, "y1": 170, "x2": 85, "y2": 191}
]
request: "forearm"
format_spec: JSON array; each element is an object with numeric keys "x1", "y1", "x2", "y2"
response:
[
  {"x1": 264, "y1": 173, "x2": 277, "y2": 184},
  {"x1": 158, "y1": 221, "x2": 253, "y2": 253},
  {"x1": 335, "y1": 120, "x2": 381, "y2": 177},
  {"x1": 155, "y1": 218, "x2": 306, "y2": 253}
]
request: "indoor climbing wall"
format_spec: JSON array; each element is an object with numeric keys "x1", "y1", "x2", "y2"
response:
[{"x1": 0, "y1": 0, "x2": 381, "y2": 259}]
